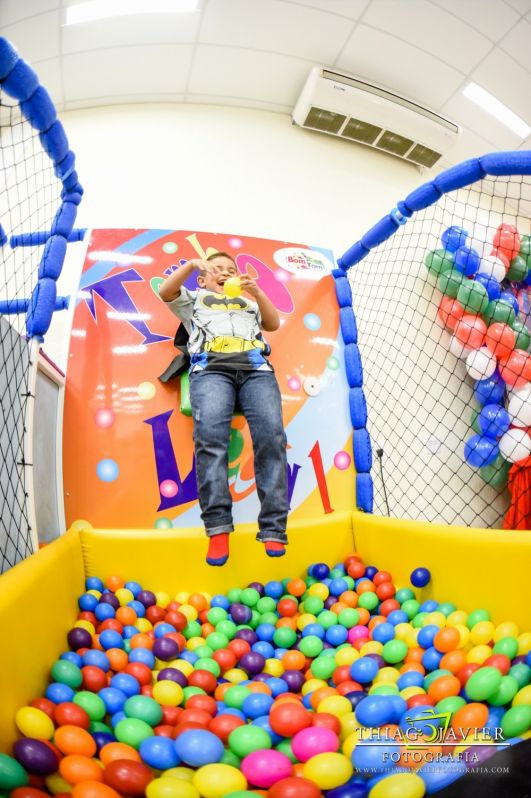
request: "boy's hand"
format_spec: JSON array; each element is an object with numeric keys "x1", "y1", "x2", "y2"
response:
[
  {"x1": 239, "y1": 274, "x2": 261, "y2": 298},
  {"x1": 186, "y1": 258, "x2": 211, "y2": 274}
]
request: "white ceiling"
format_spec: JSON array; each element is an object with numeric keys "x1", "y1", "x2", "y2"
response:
[{"x1": 1, "y1": 0, "x2": 531, "y2": 167}]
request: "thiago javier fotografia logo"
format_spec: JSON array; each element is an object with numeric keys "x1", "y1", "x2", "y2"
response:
[{"x1": 355, "y1": 709, "x2": 508, "y2": 765}]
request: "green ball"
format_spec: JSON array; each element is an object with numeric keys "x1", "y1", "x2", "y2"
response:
[
  {"x1": 412, "y1": 612, "x2": 428, "y2": 628},
  {"x1": 457, "y1": 280, "x2": 489, "y2": 314},
  {"x1": 437, "y1": 603, "x2": 457, "y2": 617},
  {"x1": 493, "y1": 637, "x2": 519, "y2": 659},
  {"x1": 358, "y1": 592, "x2": 379, "y2": 611},
  {"x1": 304, "y1": 596, "x2": 325, "y2": 615},
  {"x1": 467, "y1": 609, "x2": 491, "y2": 629},
  {"x1": 329, "y1": 568, "x2": 345, "y2": 580},
  {"x1": 273, "y1": 627, "x2": 297, "y2": 648},
  {"x1": 438, "y1": 268, "x2": 465, "y2": 298},
  {"x1": 228, "y1": 724, "x2": 272, "y2": 757},
  {"x1": 338, "y1": 609, "x2": 359, "y2": 628},
  {"x1": 208, "y1": 607, "x2": 228, "y2": 625},
  {"x1": 401, "y1": 600, "x2": 420, "y2": 620},
  {"x1": 382, "y1": 639, "x2": 408, "y2": 664},
  {"x1": 256, "y1": 597, "x2": 277, "y2": 614},
  {"x1": 260, "y1": 612, "x2": 280, "y2": 626},
  {"x1": 115, "y1": 717, "x2": 154, "y2": 748},
  {"x1": 490, "y1": 675, "x2": 519, "y2": 706},
  {"x1": 215, "y1": 621, "x2": 237, "y2": 640},
  {"x1": 299, "y1": 635, "x2": 324, "y2": 658},
  {"x1": 344, "y1": 576, "x2": 355, "y2": 590},
  {"x1": 194, "y1": 658, "x2": 220, "y2": 676},
  {"x1": 471, "y1": 408, "x2": 481, "y2": 434},
  {"x1": 225, "y1": 685, "x2": 251, "y2": 710},
  {"x1": 509, "y1": 663, "x2": 531, "y2": 689},
  {"x1": 501, "y1": 705, "x2": 531, "y2": 738},
  {"x1": 241, "y1": 588, "x2": 260, "y2": 607},
  {"x1": 305, "y1": 576, "x2": 318, "y2": 587},
  {"x1": 317, "y1": 611, "x2": 337, "y2": 630},
  {"x1": 206, "y1": 631, "x2": 230, "y2": 650},
  {"x1": 90, "y1": 721, "x2": 113, "y2": 734},
  {"x1": 395, "y1": 588, "x2": 415, "y2": 603},
  {"x1": 480, "y1": 454, "x2": 510, "y2": 489},
  {"x1": 123, "y1": 640, "x2": 131, "y2": 653},
  {"x1": 435, "y1": 696, "x2": 466, "y2": 716},
  {"x1": 511, "y1": 318, "x2": 531, "y2": 351},
  {"x1": 425, "y1": 249, "x2": 455, "y2": 276},
  {"x1": 183, "y1": 621, "x2": 202, "y2": 639},
  {"x1": 424, "y1": 669, "x2": 453, "y2": 690},
  {"x1": 482, "y1": 299, "x2": 516, "y2": 327},
  {"x1": 465, "y1": 667, "x2": 502, "y2": 700},
  {"x1": 182, "y1": 686, "x2": 205, "y2": 701},
  {"x1": 50, "y1": 659, "x2": 83, "y2": 688},
  {"x1": 124, "y1": 695, "x2": 163, "y2": 726},
  {"x1": 507, "y1": 255, "x2": 528, "y2": 282},
  {"x1": 227, "y1": 588, "x2": 242, "y2": 603},
  {"x1": 73, "y1": 691, "x2": 106, "y2": 721},
  {"x1": 276, "y1": 739, "x2": 299, "y2": 763},
  {"x1": 371, "y1": 684, "x2": 398, "y2": 696},
  {"x1": 224, "y1": 792, "x2": 260, "y2": 798},
  {"x1": 220, "y1": 750, "x2": 241, "y2": 768},
  {"x1": 0, "y1": 754, "x2": 28, "y2": 791},
  {"x1": 193, "y1": 645, "x2": 214, "y2": 659},
  {"x1": 311, "y1": 656, "x2": 337, "y2": 680},
  {"x1": 250, "y1": 611, "x2": 261, "y2": 629},
  {"x1": 520, "y1": 235, "x2": 531, "y2": 256}
]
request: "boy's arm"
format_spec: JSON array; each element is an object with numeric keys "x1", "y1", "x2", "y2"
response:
[
  {"x1": 159, "y1": 259, "x2": 208, "y2": 302},
  {"x1": 240, "y1": 274, "x2": 280, "y2": 331}
]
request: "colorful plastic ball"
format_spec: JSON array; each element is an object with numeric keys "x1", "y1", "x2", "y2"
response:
[
  {"x1": 124, "y1": 696, "x2": 163, "y2": 726},
  {"x1": 228, "y1": 725, "x2": 272, "y2": 757},
  {"x1": 241, "y1": 750, "x2": 292, "y2": 789},
  {"x1": 54, "y1": 726, "x2": 97, "y2": 757},
  {"x1": 501, "y1": 705, "x2": 531, "y2": 738},
  {"x1": 267, "y1": 776, "x2": 323, "y2": 798},
  {"x1": 355, "y1": 695, "x2": 395, "y2": 728},
  {"x1": 410, "y1": 568, "x2": 430, "y2": 588},
  {"x1": 175, "y1": 730, "x2": 224, "y2": 767},
  {"x1": 138, "y1": 737, "x2": 179, "y2": 770},
  {"x1": 0, "y1": 753, "x2": 29, "y2": 790},
  {"x1": 13, "y1": 739, "x2": 59, "y2": 776},
  {"x1": 465, "y1": 667, "x2": 502, "y2": 701},
  {"x1": 350, "y1": 657, "x2": 378, "y2": 684},
  {"x1": 114, "y1": 718, "x2": 154, "y2": 748},
  {"x1": 270, "y1": 702, "x2": 312, "y2": 737},
  {"x1": 15, "y1": 708, "x2": 55, "y2": 740},
  {"x1": 302, "y1": 753, "x2": 353, "y2": 791},
  {"x1": 102, "y1": 760, "x2": 153, "y2": 795},
  {"x1": 192, "y1": 763, "x2": 247, "y2": 798},
  {"x1": 291, "y1": 727, "x2": 340, "y2": 762},
  {"x1": 442, "y1": 226, "x2": 468, "y2": 253}
]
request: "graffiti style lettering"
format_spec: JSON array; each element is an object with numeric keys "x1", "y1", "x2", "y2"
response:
[
  {"x1": 308, "y1": 440, "x2": 334, "y2": 514},
  {"x1": 144, "y1": 410, "x2": 198, "y2": 510}
]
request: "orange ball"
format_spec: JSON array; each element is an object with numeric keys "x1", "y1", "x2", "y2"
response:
[
  {"x1": 400, "y1": 662, "x2": 425, "y2": 675},
  {"x1": 287, "y1": 578, "x2": 306, "y2": 597},
  {"x1": 451, "y1": 703, "x2": 489, "y2": 735},
  {"x1": 339, "y1": 591, "x2": 358, "y2": 608},
  {"x1": 282, "y1": 650, "x2": 307, "y2": 671},
  {"x1": 54, "y1": 726, "x2": 97, "y2": 757},
  {"x1": 277, "y1": 617, "x2": 298, "y2": 630},
  {"x1": 106, "y1": 648, "x2": 129, "y2": 671},
  {"x1": 428, "y1": 675, "x2": 461, "y2": 703},
  {"x1": 72, "y1": 783, "x2": 121, "y2": 798},
  {"x1": 309, "y1": 686, "x2": 337, "y2": 710},
  {"x1": 330, "y1": 602, "x2": 348, "y2": 614},
  {"x1": 115, "y1": 606, "x2": 137, "y2": 626},
  {"x1": 433, "y1": 627, "x2": 460, "y2": 653},
  {"x1": 188, "y1": 593, "x2": 208, "y2": 611},
  {"x1": 440, "y1": 650, "x2": 467, "y2": 674},
  {"x1": 60, "y1": 755, "x2": 103, "y2": 785},
  {"x1": 357, "y1": 581, "x2": 375, "y2": 595},
  {"x1": 356, "y1": 608, "x2": 370, "y2": 626},
  {"x1": 99, "y1": 742, "x2": 141, "y2": 765},
  {"x1": 105, "y1": 575, "x2": 124, "y2": 592},
  {"x1": 405, "y1": 647, "x2": 424, "y2": 664},
  {"x1": 129, "y1": 633, "x2": 153, "y2": 651}
]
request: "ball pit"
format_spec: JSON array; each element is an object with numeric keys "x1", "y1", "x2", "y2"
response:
[{"x1": 0, "y1": 553, "x2": 530, "y2": 798}]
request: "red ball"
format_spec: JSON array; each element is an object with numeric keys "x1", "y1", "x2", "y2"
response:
[
  {"x1": 98, "y1": 619, "x2": 124, "y2": 634},
  {"x1": 11, "y1": 789, "x2": 51, "y2": 798},
  {"x1": 213, "y1": 648, "x2": 237, "y2": 672},
  {"x1": 267, "y1": 777, "x2": 323, "y2": 798},
  {"x1": 457, "y1": 663, "x2": 480, "y2": 686},
  {"x1": 437, "y1": 296, "x2": 465, "y2": 331},
  {"x1": 178, "y1": 708, "x2": 212, "y2": 728},
  {"x1": 164, "y1": 610, "x2": 188, "y2": 631},
  {"x1": 53, "y1": 702, "x2": 91, "y2": 729},
  {"x1": 81, "y1": 665, "x2": 108, "y2": 692},
  {"x1": 173, "y1": 721, "x2": 205, "y2": 738},
  {"x1": 376, "y1": 582, "x2": 396, "y2": 601},
  {"x1": 186, "y1": 694, "x2": 217, "y2": 715},
  {"x1": 103, "y1": 759, "x2": 153, "y2": 796},
  {"x1": 270, "y1": 702, "x2": 312, "y2": 737},
  {"x1": 379, "y1": 599, "x2": 400, "y2": 616},
  {"x1": 228, "y1": 639, "x2": 251, "y2": 660},
  {"x1": 146, "y1": 605, "x2": 166, "y2": 624},
  {"x1": 140, "y1": 685, "x2": 154, "y2": 698},
  {"x1": 209, "y1": 713, "x2": 246, "y2": 743},
  {"x1": 485, "y1": 323, "x2": 516, "y2": 360},
  {"x1": 310, "y1": 713, "x2": 341, "y2": 736},
  {"x1": 125, "y1": 662, "x2": 153, "y2": 686},
  {"x1": 277, "y1": 599, "x2": 298, "y2": 617},
  {"x1": 153, "y1": 724, "x2": 174, "y2": 738},
  {"x1": 165, "y1": 632, "x2": 186, "y2": 651},
  {"x1": 499, "y1": 350, "x2": 531, "y2": 389},
  {"x1": 78, "y1": 612, "x2": 97, "y2": 626},
  {"x1": 347, "y1": 561, "x2": 365, "y2": 579},
  {"x1": 161, "y1": 706, "x2": 182, "y2": 726},
  {"x1": 30, "y1": 698, "x2": 56, "y2": 719},
  {"x1": 454, "y1": 314, "x2": 487, "y2": 349},
  {"x1": 336, "y1": 680, "x2": 363, "y2": 696},
  {"x1": 484, "y1": 654, "x2": 511, "y2": 675},
  {"x1": 332, "y1": 666, "x2": 352, "y2": 686},
  {"x1": 372, "y1": 571, "x2": 393, "y2": 587},
  {"x1": 187, "y1": 669, "x2": 218, "y2": 694},
  {"x1": 407, "y1": 694, "x2": 435, "y2": 709}
]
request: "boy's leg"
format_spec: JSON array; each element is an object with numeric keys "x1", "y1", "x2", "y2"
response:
[
  {"x1": 238, "y1": 371, "x2": 289, "y2": 555},
  {"x1": 189, "y1": 370, "x2": 236, "y2": 565}
]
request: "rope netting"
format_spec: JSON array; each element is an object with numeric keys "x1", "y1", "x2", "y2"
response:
[{"x1": 348, "y1": 172, "x2": 531, "y2": 529}]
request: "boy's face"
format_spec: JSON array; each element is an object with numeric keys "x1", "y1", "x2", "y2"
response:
[{"x1": 198, "y1": 256, "x2": 238, "y2": 293}]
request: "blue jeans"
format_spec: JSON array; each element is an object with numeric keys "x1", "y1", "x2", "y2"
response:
[{"x1": 189, "y1": 369, "x2": 288, "y2": 543}]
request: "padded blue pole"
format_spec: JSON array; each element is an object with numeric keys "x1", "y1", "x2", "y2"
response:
[
  {"x1": 0, "y1": 295, "x2": 69, "y2": 314},
  {"x1": 10, "y1": 229, "x2": 87, "y2": 247}
]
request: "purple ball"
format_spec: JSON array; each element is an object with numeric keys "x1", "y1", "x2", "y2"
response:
[
  {"x1": 230, "y1": 603, "x2": 252, "y2": 624},
  {"x1": 344, "y1": 691, "x2": 367, "y2": 710},
  {"x1": 283, "y1": 669, "x2": 305, "y2": 692},
  {"x1": 247, "y1": 582, "x2": 264, "y2": 596},
  {"x1": 466, "y1": 745, "x2": 498, "y2": 768},
  {"x1": 100, "y1": 592, "x2": 120, "y2": 609},
  {"x1": 158, "y1": 667, "x2": 188, "y2": 686},
  {"x1": 240, "y1": 651, "x2": 266, "y2": 675},
  {"x1": 367, "y1": 653, "x2": 385, "y2": 669},
  {"x1": 137, "y1": 590, "x2": 157, "y2": 608},
  {"x1": 93, "y1": 731, "x2": 116, "y2": 752},
  {"x1": 253, "y1": 673, "x2": 270, "y2": 683},
  {"x1": 152, "y1": 637, "x2": 180, "y2": 661},
  {"x1": 236, "y1": 629, "x2": 257, "y2": 645},
  {"x1": 13, "y1": 738, "x2": 59, "y2": 775},
  {"x1": 324, "y1": 597, "x2": 336, "y2": 610},
  {"x1": 512, "y1": 655, "x2": 526, "y2": 665},
  {"x1": 67, "y1": 627, "x2": 92, "y2": 650}
]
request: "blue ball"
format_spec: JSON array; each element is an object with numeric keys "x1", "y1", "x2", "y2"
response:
[
  {"x1": 124, "y1": 581, "x2": 142, "y2": 597},
  {"x1": 526, "y1": 651, "x2": 531, "y2": 668},
  {"x1": 180, "y1": 650, "x2": 198, "y2": 665},
  {"x1": 252, "y1": 641, "x2": 274, "y2": 659},
  {"x1": 211, "y1": 594, "x2": 230, "y2": 610},
  {"x1": 154, "y1": 623, "x2": 176, "y2": 638},
  {"x1": 123, "y1": 625, "x2": 138, "y2": 639},
  {"x1": 127, "y1": 600, "x2": 146, "y2": 617},
  {"x1": 139, "y1": 735, "x2": 180, "y2": 769},
  {"x1": 256, "y1": 624, "x2": 276, "y2": 642},
  {"x1": 355, "y1": 695, "x2": 396, "y2": 727},
  {"x1": 302, "y1": 623, "x2": 325, "y2": 639},
  {"x1": 387, "y1": 610, "x2": 408, "y2": 626},
  {"x1": 464, "y1": 434, "x2": 499, "y2": 467},
  {"x1": 365, "y1": 566, "x2": 378, "y2": 580},
  {"x1": 99, "y1": 629, "x2": 124, "y2": 650},
  {"x1": 372, "y1": 623, "x2": 395, "y2": 644},
  {"x1": 343, "y1": 691, "x2": 367, "y2": 711},
  {"x1": 397, "y1": 672, "x2": 424, "y2": 690},
  {"x1": 86, "y1": 576, "x2": 104, "y2": 591},
  {"x1": 60, "y1": 651, "x2": 83, "y2": 667},
  {"x1": 420, "y1": 600, "x2": 438, "y2": 613},
  {"x1": 500, "y1": 291, "x2": 519, "y2": 315},
  {"x1": 350, "y1": 656, "x2": 379, "y2": 684},
  {"x1": 417, "y1": 625, "x2": 439, "y2": 649},
  {"x1": 82, "y1": 650, "x2": 110, "y2": 671},
  {"x1": 326, "y1": 625, "x2": 349, "y2": 646},
  {"x1": 110, "y1": 672, "x2": 140, "y2": 697},
  {"x1": 266, "y1": 677, "x2": 289, "y2": 697},
  {"x1": 478, "y1": 404, "x2": 510, "y2": 439},
  {"x1": 312, "y1": 563, "x2": 330, "y2": 580},
  {"x1": 78, "y1": 593, "x2": 98, "y2": 612},
  {"x1": 475, "y1": 272, "x2": 501, "y2": 301},
  {"x1": 418, "y1": 756, "x2": 467, "y2": 791},
  {"x1": 111, "y1": 710, "x2": 126, "y2": 728},
  {"x1": 454, "y1": 245, "x2": 480, "y2": 276},
  {"x1": 93, "y1": 731, "x2": 116, "y2": 752},
  {"x1": 388, "y1": 695, "x2": 407, "y2": 723},
  {"x1": 222, "y1": 707, "x2": 246, "y2": 720},
  {"x1": 329, "y1": 578, "x2": 348, "y2": 596},
  {"x1": 421, "y1": 646, "x2": 443, "y2": 671},
  {"x1": 474, "y1": 373, "x2": 506, "y2": 405},
  {"x1": 95, "y1": 603, "x2": 115, "y2": 621},
  {"x1": 129, "y1": 647, "x2": 155, "y2": 668},
  {"x1": 252, "y1": 714, "x2": 282, "y2": 744},
  {"x1": 45, "y1": 682, "x2": 74, "y2": 704},
  {"x1": 410, "y1": 568, "x2": 431, "y2": 588},
  {"x1": 243, "y1": 693, "x2": 274, "y2": 720},
  {"x1": 99, "y1": 686, "x2": 127, "y2": 714},
  {"x1": 264, "y1": 580, "x2": 284, "y2": 599},
  {"x1": 174, "y1": 729, "x2": 224, "y2": 767},
  {"x1": 352, "y1": 735, "x2": 400, "y2": 774},
  {"x1": 326, "y1": 780, "x2": 370, "y2": 798},
  {"x1": 442, "y1": 225, "x2": 468, "y2": 253}
]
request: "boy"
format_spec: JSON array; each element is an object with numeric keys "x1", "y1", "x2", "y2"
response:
[{"x1": 159, "y1": 252, "x2": 289, "y2": 566}]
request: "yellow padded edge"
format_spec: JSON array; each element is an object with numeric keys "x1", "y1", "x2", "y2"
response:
[
  {"x1": 0, "y1": 530, "x2": 85, "y2": 752},
  {"x1": 79, "y1": 512, "x2": 355, "y2": 595},
  {"x1": 352, "y1": 511, "x2": 531, "y2": 629}
]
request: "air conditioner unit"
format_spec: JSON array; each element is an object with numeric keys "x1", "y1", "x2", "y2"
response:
[{"x1": 292, "y1": 66, "x2": 461, "y2": 168}]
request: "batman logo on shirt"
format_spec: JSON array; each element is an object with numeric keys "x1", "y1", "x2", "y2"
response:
[{"x1": 201, "y1": 293, "x2": 250, "y2": 312}]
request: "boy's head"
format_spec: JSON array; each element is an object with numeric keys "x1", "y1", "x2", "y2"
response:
[{"x1": 198, "y1": 252, "x2": 238, "y2": 292}]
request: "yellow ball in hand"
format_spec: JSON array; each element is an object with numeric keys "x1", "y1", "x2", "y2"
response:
[{"x1": 223, "y1": 277, "x2": 241, "y2": 297}]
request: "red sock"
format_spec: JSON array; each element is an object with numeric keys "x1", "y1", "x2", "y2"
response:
[
  {"x1": 264, "y1": 540, "x2": 286, "y2": 557},
  {"x1": 207, "y1": 533, "x2": 229, "y2": 566}
]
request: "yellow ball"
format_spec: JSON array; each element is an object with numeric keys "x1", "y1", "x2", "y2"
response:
[
  {"x1": 369, "y1": 684, "x2": 398, "y2": 696},
  {"x1": 152, "y1": 680, "x2": 184, "y2": 707},
  {"x1": 264, "y1": 658, "x2": 284, "y2": 677},
  {"x1": 86, "y1": 589, "x2": 102, "y2": 599},
  {"x1": 335, "y1": 648, "x2": 359, "y2": 667},
  {"x1": 173, "y1": 659, "x2": 194, "y2": 677},
  {"x1": 394, "y1": 623, "x2": 411, "y2": 641},
  {"x1": 200, "y1": 591, "x2": 212, "y2": 604},
  {"x1": 192, "y1": 764, "x2": 247, "y2": 798},
  {"x1": 340, "y1": 712, "x2": 361, "y2": 742},
  {"x1": 360, "y1": 641, "x2": 383, "y2": 656},
  {"x1": 369, "y1": 772, "x2": 426, "y2": 798},
  {"x1": 374, "y1": 667, "x2": 400, "y2": 684},
  {"x1": 425, "y1": 612, "x2": 446, "y2": 628},
  {"x1": 136, "y1": 617, "x2": 153, "y2": 632},
  {"x1": 470, "y1": 621, "x2": 495, "y2": 646},
  {"x1": 175, "y1": 591, "x2": 190, "y2": 604},
  {"x1": 161, "y1": 768, "x2": 195, "y2": 782},
  {"x1": 298, "y1": 613, "x2": 317, "y2": 631},
  {"x1": 341, "y1": 730, "x2": 359, "y2": 758},
  {"x1": 179, "y1": 604, "x2": 198, "y2": 622},
  {"x1": 513, "y1": 685, "x2": 531, "y2": 707},
  {"x1": 46, "y1": 774, "x2": 72, "y2": 794},
  {"x1": 222, "y1": 277, "x2": 242, "y2": 298},
  {"x1": 494, "y1": 621, "x2": 519, "y2": 641},
  {"x1": 517, "y1": 632, "x2": 531, "y2": 656},
  {"x1": 187, "y1": 637, "x2": 206, "y2": 652},
  {"x1": 15, "y1": 707, "x2": 55, "y2": 740},
  {"x1": 224, "y1": 668, "x2": 247, "y2": 684},
  {"x1": 308, "y1": 583, "x2": 329, "y2": 600},
  {"x1": 302, "y1": 679, "x2": 327, "y2": 696},
  {"x1": 467, "y1": 645, "x2": 492, "y2": 664},
  {"x1": 302, "y1": 753, "x2": 354, "y2": 790},
  {"x1": 156, "y1": 591, "x2": 171, "y2": 608},
  {"x1": 399, "y1": 686, "x2": 426, "y2": 700},
  {"x1": 447, "y1": 610, "x2": 468, "y2": 627},
  {"x1": 147, "y1": 777, "x2": 199, "y2": 798},
  {"x1": 74, "y1": 620, "x2": 95, "y2": 635},
  {"x1": 115, "y1": 588, "x2": 135, "y2": 606},
  {"x1": 317, "y1": 695, "x2": 352, "y2": 717},
  {"x1": 405, "y1": 629, "x2": 419, "y2": 648},
  {"x1": 455, "y1": 625, "x2": 470, "y2": 648}
]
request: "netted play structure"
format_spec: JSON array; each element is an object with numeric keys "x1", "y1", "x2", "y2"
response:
[
  {"x1": 336, "y1": 154, "x2": 531, "y2": 531},
  {"x1": 0, "y1": 37, "x2": 83, "y2": 572}
]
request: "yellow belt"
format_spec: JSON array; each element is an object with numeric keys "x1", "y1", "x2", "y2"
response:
[{"x1": 204, "y1": 336, "x2": 266, "y2": 354}]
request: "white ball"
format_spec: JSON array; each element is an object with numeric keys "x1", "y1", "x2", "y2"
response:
[
  {"x1": 499, "y1": 428, "x2": 531, "y2": 463},
  {"x1": 479, "y1": 255, "x2": 506, "y2": 282},
  {"x1": 466, "y1": 346, "x2": 497, "y2": 380},
  {"x1": 449, "y1": 335, "x2": 473, "y2": 359},
  {"x1": 508, "y1": 386, "x2": 531, "y2": 427}
]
